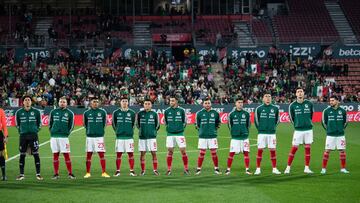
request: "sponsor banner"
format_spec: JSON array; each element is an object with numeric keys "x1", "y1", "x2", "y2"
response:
[
  {"x1": 279, "y1": 44, "x2": 321, "y2": 58},
  {"x1": 227, "y1": 47, "x2": 269, "y2": 59},
  {"x1": 152, "y1": 33, "x2": 192, "y2": 42},
  {"x1": 332, "y1": 46, "x2": 360, "y2": 58}
]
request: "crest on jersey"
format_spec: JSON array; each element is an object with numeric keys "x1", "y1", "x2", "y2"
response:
[
  {"x1": 338, "y1": 111, "x2": 342, "y2": 115},
  {"x1": 242, "y1": 114, "x2": 245, "y2": 118},
  {"x1": 127, "y1": 113, "x2": 130, "y2": 117},
  {"x1": 98, "y1": 113, "x2": 101, "y2": 117},
  {"x1": 177, "y1": 112, "x2": 180, "y2": 115},
  {"x1": 271, "y1": 109, "x2": 274, "y2": 113},
  {"x1": 64, "y1": 113, "x2": 68, "y2": 117},
  {"x1": 150, "y1": 115, "x2": 154, "y2": 119},
  {"x1": 211, "y1": 113, "x2": 214, "y2": 117},
  {"x1": 305, "y1": 104, "x2": 309, "y2": 108},
  {"x1": 31, "y1": 112, "x2": 34, "y2": 116}
]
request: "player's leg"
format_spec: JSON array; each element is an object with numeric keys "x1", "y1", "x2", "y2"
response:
[
  {"x1": 84, "y1": 137, "x2": 93, "y2": 178},
  {"x1": 126, "y1": 139, "x2": 136, "y2": 176},
  {"x1": 226, "y1": 139, "x2": 238, "y2": 175},
  {"x1": 285, "y1": 131, "x2": 300, "y2": 174},
  {"x1": 321, "y1": 149, "x2": 331, "y2": 174},
  {"x1": 269, "y1": 134, "x2": 281, "y2": 175},
  {"x1": 210, "y1": 138, "x2": 220, "y2": 174},
  {"x1": 50, "y1": 138, "x2": 60, "y2": 179},
  {"x1": 338, "y1": 136, "x2": 349, "y2": 173},
  {"x1": 17, "y1": 136, "x2": 27, "y2": 180},
  {"x1": 150, "y1": 139, "x2": 159, "y2": 175},
  {"x1": 114, "y1": 139, "x2": 123, "y2": 176},
  {"x1": 243, "y1": 139, "x2": 251, "y2": 174},
  {"x1": 176, "y1": 135, "x2": 189, "y2": 174},
  {"x1": 196, "y1": 139, "x2": 207, "y2": 175},
  {"x1": 96, "y1": 137, "x2": 109, "y2": 178},
  {"x1": 0, "y1": 133, "x2": 6, "y2": 181},
  {"x1": 166, "y1": 136, "x2": 174, "y2": 175},
  {"x1": 255, "y1": 134, "x2": 265, "y2": 175},
  {"x1": 30, "y1": 136, "x2": 42, "y2": 180},
  {"x1": 139, "y1": 139, "x2": 146, "y2": 175},
  {"x1": 60, "y1": 138, "x2": 74, "y2": 179},
  {"x1": 321, "y1": 136, "x2": 334, "y2": 174},
  {"x1": 304, "y1": 130, "x2": 314, "y2": 173}
]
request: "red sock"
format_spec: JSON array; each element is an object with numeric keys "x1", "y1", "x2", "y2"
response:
[
  {"x1": 244, "y1": 151, "x2": 250, "y2": 169},
  {"x1": 98, "y1": 152, "x2": 106, "y2": 173},
  {"x1": 305, "y1": 144, "x2": 311, "y2": 166},
  {"x1": 128, "y1": 152, "x2": 134, "y2": 171},
  {"x1": 256, "y1": 149, "x2": 263, "y2": 168},
  {"x1": 140, "y1": 158, "x2": 145, "y2": 171},
  {"x1": 211, "y1": 149, "x2": 219, "y2": 168},
  {"x1": 340, "y1": 151, "x2": 346, "y2": 169},
  {"x1": 53, "y1": 153, "x2": 60, "y2": 175},
  {"x1": 166, "y1": 152, "x2": 173, "y2": 171},
  {"x1": 152, "y1": 156, "x2": 158, "y2": 171},
  {"x1": 322, "y1": 151, "x2": 330, "y2": 168},
  {"x1": 197, "y1": 149, "x2": 206, "y2": 169},
  {"x1": 227, "y1": 152, "x2": 235, "y2": 169},
  {"x1": 182, "y1": 153, "x2": 189, "y2": 170},
  {"x1": 287, "y1": 146, "x2": 298, "y2": 166},
  {"x1": 270, "y1": 150, "x2": 277, "y2": 168},
  {"x1": 116, "y1": 152, "x2": 122, "y2": 171},
  {"x1": 86, "y1": 152, "x2": 93, "y2": 173},
  {"x1": 63, "y1": 153, "x2": 72, "y2": 174}
]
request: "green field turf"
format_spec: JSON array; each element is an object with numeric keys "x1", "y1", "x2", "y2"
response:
[{"x1": 0, "y1": 123, "x2": 359, "y2": 203}]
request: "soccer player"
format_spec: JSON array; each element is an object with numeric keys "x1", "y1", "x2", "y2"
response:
[
  {"x1": 254, "y1": 92, "x2": 281, "y2": 175},
  {"x1": 112, "y1": 96, "x2": 136, "y2": 177},
  {"x1": 15, "y1": 95, "x2": 43, "y2": 180},
  {"x1": 321, "y1": 95, "x2": 349, "y2": 174},
  {"x1": 49, "y1": 97, "x2": 76, "y2": 179},
  {"x1": 225, "y1": 97, "x2": 252, "y2": 175},
  {"x1": 285, "y1": 87, "x2": 314, "y2": 174},
  {"x1": 137, "y1": 98, "x2": 160, "y2": 176},
  {"x1": 83, "y1": 97, "x2": 110, "y2": 178},
  {"x1": 0, "y1": 107, "x2": 8, "y2": 181},
  {"x1": 164, "y1": 95, "x2": 189, "y2": 175},
  {"x1": 195, "y1": 97, "x2": 221, "y2": 175}
]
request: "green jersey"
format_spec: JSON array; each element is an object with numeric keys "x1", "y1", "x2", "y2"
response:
[
  {"x1": 137, "y1": 109, "x2": 160, "y2": 139},
  {"x1": 164, "y1": 106, "x2": 187, "y2": 136},
  {"x1": 195, "y1": 108, "x2": 220, "y2": 139},
  {"x1": 49, "y1": 108, "x2": 75, "y2": 138},
  {"x1": 254, "y1": 104, "x2": 279, "y2": 134},
  {"x1": 112, "y1": 108, "x2": 136, "y2": 139},
  {"x1": 15, "y1": 107, "x2": 42, "y2": 136},
  {"x1": 322, "y1": 106, "x2": 347, "y2": 136},
  {"x1": 289, "y1": 100, "x2": 313, "y2": 131},
  {"x1": 228, "y1": 108, "x2": 251, "y2": 140},
  {"x1": 83, "y1": 108, "x2": 107, "y2": 137}
]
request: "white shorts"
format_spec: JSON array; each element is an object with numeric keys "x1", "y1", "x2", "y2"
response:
[
  {"x1": 198, "y1": 138, "x2": 218, "y2": 149},
  {"x1": 292, "y1": 130, "x2": 313, "y2": 145},
  {"x1": 257, "y1": 134, "x2": 277, "y2": 149},
  {"x1": 138, "y1": 139, "x2": 157, "y2": 152},
  {"x1": 166, "y1": 136, "x2": 186, "y2": 148},
  {"x1": 50, "y1": 138, "x2": 70, "y2": 153},
  {"x1": 230, "y1": 139, "x2": 250, "y2": 153},
  {"x1": 115, "y1": 139, "x2": 134, "y2": 153},
  {"x1": 86, "y1": 137, "x2": 106, "y2": 152},
  {"x1": 325, "y1": 136, "x2": 346, "y2": 150}
]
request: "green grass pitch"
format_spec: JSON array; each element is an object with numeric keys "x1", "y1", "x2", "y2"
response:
[{"x1": 1, "y1": 123, "x2": 359, "y2": 203}]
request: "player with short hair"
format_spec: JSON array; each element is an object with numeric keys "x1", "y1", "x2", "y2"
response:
[
  {"x1": 254, "y1": 92, "x2": 281, "y2": 175},
  {"x1": 164, "y1": 95, "x2": 189, "y2": 175},
  {"x1": 285, "y1": 87, "x2": 314, "y2": 174},
  {"x1": 49, "y1": 97, "x2": 76, "y2": 179},
  {"x1": 321, "y1": 95, "x2": 349, "y2": 174},
  {"x1": 112, "y1": 96, "x2": 137, "y2": 177},
  {"x1": 225, "y1": 97, "x2": 252, "y2": 175},
  {"x1": 15, "y1": 95, "x2": 43, "y2": 180},
  {"x1": 137, "y1": 98, "x2": 160, "y2": 176},
  {"x1": 195, "y1": 97, "x2": 221, "y2": 175},
  {"x1": 0, "y1": 107, "x2": 8, "y2": 181},
  {"x1": 83, "y1": 97, "x2": 110, "y2": 178}
]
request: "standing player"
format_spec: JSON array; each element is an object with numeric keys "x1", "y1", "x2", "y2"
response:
[
  {"x1": 284, "y1": 87, "x2": 314, "y2": 174},
  {"x1": 0, "y1": 107, "x2": 8, "y2": 181},
  {"x1": 112, "y1": 96, "x2": 136, "y2": 177},
  {"x1": 15, "y1": 95, "x2": 43, "y2": 180},
  {"x1": 321, "y1": 96, "x2": 349, "y2": 174},
  {"x1": 137, "y1": 98, "x2": 160, "y2": 176},
  {"x1": 83, "y1": 97, "x2": 110, "y2": 178},
  {"x1": 49, "y1": 97, "x2": 76, "y2": 179},
  {"x1": 164, "y1": 95, "x2": 189, "y2": 175},
  {"x1": 195, "y1": 97, "x2": 221, "y2": 175},
  {"x1": 225, "y1": 97, "x2": 252, "y2": 175},
  {"x1": 254, "y1": 93, "x2": 281, "y2": 175}
]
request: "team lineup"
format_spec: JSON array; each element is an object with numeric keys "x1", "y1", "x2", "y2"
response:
[{"x1": 0, "y1": 87, "x2": 349, "y2": 181}]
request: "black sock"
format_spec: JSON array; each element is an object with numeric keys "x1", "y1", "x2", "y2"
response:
[
  {"x1": 0, "y1": 156, "x2": 5, "y2": 177},
  {"x1": 19, "y1": 154, "x2": 26, "y2": 175},
  {"x1": 33, "y1": 153, "x2": 41, "y2": 174}
]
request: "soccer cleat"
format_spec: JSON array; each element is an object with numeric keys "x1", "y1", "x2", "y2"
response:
[
  {"x1": 195, "y1": 168, "x2": 201, "y2": 175},
  {"x1": 113, "y1": 171, "x2": 121, "y2": 177},
  {"x1": 184, "y1": 170, "x2": 190, "y2": 175},
  {"x1": 320, "y1": 168, "x2": 327, "y2": 174},
  {"x1": 153, "y1": 170, "x2": 160, "y2": 176},
  {"x1": 245, "y1": 169, "x2": 252, "y2": 175},
  {"x1": 52, "y1": 174, "x2": 60, "y2": 180},
  {"x1": 272, "y1": 168, "x2": 281, "y2": 175},
  {"x1": 214, "y1": 168, "x2": 222, "y2": 175},
  {"x1": 225, "y1": 169, "x2": 231, "y2": 175},
  {"x1": 166, "y1": 170, "x2": 171, "y2": 176},
  {"x1": 284, "y1": 166, "x2": 291, "y2": 174},
  {"x1": 254, "y1": 168, "x2": 261, "y2": 175},
  {"x1": 84, "y1": 173, "x2": 91, "y2": 178},
  {"x1": 340, "y1": 168, "x2": 350, "y2": 174},
  {"x1": 101, "y1": 172, "x2": 110, "y2": 178},
  {"x1": 2, "y1": 176, "x2": 7, "y2": 181},
  {"x1": 36, "y1": 174, "x2": 44, "y2": 180},
  {"x1": 68, "y1": 174, "x2": 76, "y2": 179},
  {"x1": 16, "y1": 174, "x2": 25, "y2": 181},
  {"x1": 304, "y1": 166, "x2": 314, "y2": 174},
  {"x1": 140, "y1": 171, "x2": 146, "y2": 176},
  {"x1": 129, "y1": 170, "x2": 137, "y2": 176}
]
